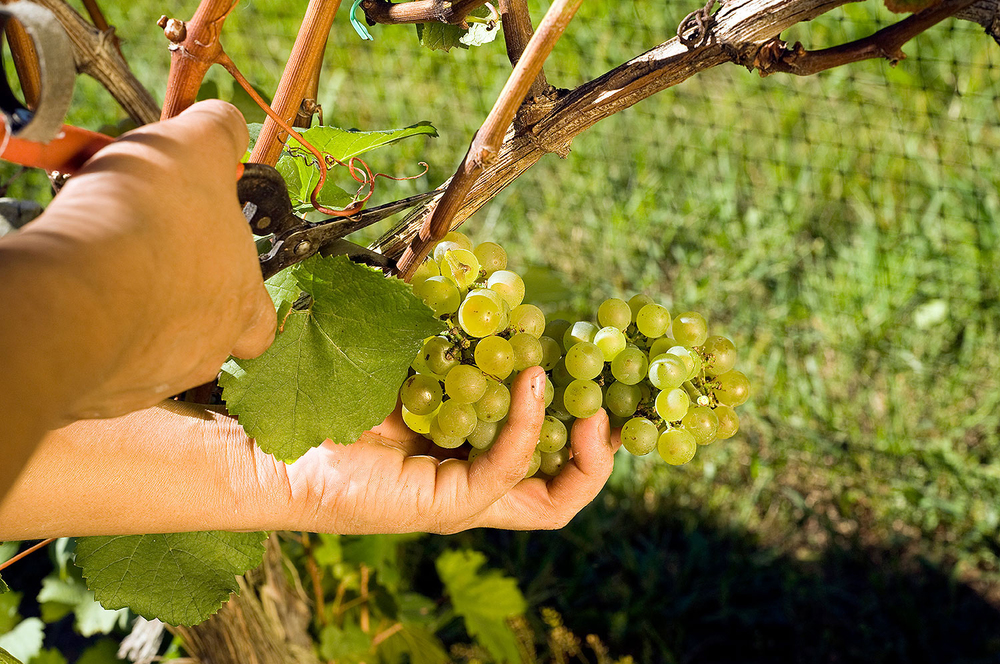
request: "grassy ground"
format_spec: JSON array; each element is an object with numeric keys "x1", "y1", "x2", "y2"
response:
[{"x1": 4, "y1": 0, "x2": 1000, "y2": 660}]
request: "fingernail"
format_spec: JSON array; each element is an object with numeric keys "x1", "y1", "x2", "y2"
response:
[{"x1": 530, "y1": 370, "x2": 545, "y2": 401}]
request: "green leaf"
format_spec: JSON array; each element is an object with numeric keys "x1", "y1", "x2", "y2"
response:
[
  {"x1": 221, "y1": 255, "x2": 444, "y2": 462},
  {"x1": 37, "y1": 575, "x2": 127, "y2": 636},
  {"x1": 0, "y1": 646, "x2": 22, "y2": 664},
  {"x1": 275, "y1": 154, "x2": 353, "y2": 210},
  {"x1": 319, "y1": 623, "x2": 371, "y2": 662},
  {"x1": 0, "y1": 593, "x2": 21, "y2": 634},
  {"x1": 0, "y1": 577, "x2": 7, "y2": 596},
  {"x1": 0, "y1": 619, "x2": 43, "y2": 663},
  {"x1": 75, "y1": 639, "x2": 125, "y2": 664},
  {"x1": 74, "y1": 532, "x2": 268, "y2": 626},
  {"x1": 341, "y1": 534, "x2": 421, "y2": 594},
  {"x1": 416, "y1": 8, "x2": 499, "y2": 51},
  {"x1": 27, "y1": 649, "x2": 66, "y2": 664},
  {"x1": 377, "y1": 623, "x2": 448, "y2": 664},
  {"x1": 436, "y1": 550, "x2": 525, "y2": 664}
]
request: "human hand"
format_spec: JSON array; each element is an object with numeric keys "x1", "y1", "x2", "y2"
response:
[
  {"x1": 261, "y1": 367, "x2": 619, "y2": 534},
  {"x1": 27, "y1": 100, "x2": 275, "y2": 421}
]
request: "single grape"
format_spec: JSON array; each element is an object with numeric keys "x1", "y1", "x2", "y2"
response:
[
  {"x1": 458, "y1": 292, "x2": 503, "y2": 337},
  {"x1": 411, "y1": 259, "x2": 440, "y2": 287},
  {"x1": 474, "y1": 241, "x2": 508, "y2": 275},
  {"x1": 548, "y1": 385, "x2": 572, "y2": 420},
  {"x1": 610, "y1": 347, "x2": 649, "y2": 385},
  {"x1": 604, "y1": 381, "x2": 641, "y2": 418},
  {"x1": 593, "y1": 326, "x2": 627, "y2": 361},
  {"x1": 440, "y1": 248, "x2": 482, "y2": 289},
  {"x1": 411, "y1": 342, "x2": 442, "y2": 378},
  {"x1": 664, "y1": 346, "x2": 695, "y2": 376},
  {"x1": 435, "y1": 400, "x2": 478, "y2": 438},
  {"x1": 712, "y1": 370, "x2": 750, "y2": 406},
  {"x1": 620, "y1": 417, "x2": 659, "y2": 456},
  {"x1": 432, "y1": 240, "x2": 463, "y2": 263},
  {"x1": 526, "y1": 448, "x2": 542, "y2": 478},
  {"x1": 648, "y1": 337, "x2": 675, "y2": 361},
  {"x1": 400, "y1": 374, "x2": 443, "y2": 415},
  {"x1": 627, "y1": 293, "x2": 655, "y2": 322},
  {"x1": 673, "y1": 311, "x2": 709, "y2": 347},
  {"x1": 544, "y1": 376, "x2": 554, "y2": 407},
  {"x1": 474, "y1": 380, "x2": 511, "y2": 422},
  {"x1": 562, "y1": 321, "x2": 598, "y2": 350},
  {"x1": 537, "y1": 415, "x2": 568, "y2": 453},
  {"x1": 468, "y1": 418, "x2": 500, "y2": 449},
  {"x1": 474, "y1": 335, "x2": 515, "y2": 379},
  {"x1": 714, "y1": 405, "x2": 740, "y2": 439},
  {"x1": 657, "y1": 428, "x2": 697, "y2": 465},
  {"x1": 422, "y1": 336, "x2": 460, "y2": 376},
  {"x1": 413, "y1": 276, "x2": 460, "y2": 317},
  {"x1": 647, "y1": 355, "x2": 688, "y2": 390},
  {"x1": 508, "y1": 304, "x2": 546, "y2": 337},
  {"x1": 468, "y1": 446, "x2": 489, "y2": 463},
  {"x1": 550, "y1": 358, "x2": 575, "y2": 387},
  {"x1": 510, "y1": 332, "x2": 543, "y2": 371},
  {"x1": 401, "y1": 404, "x2": 440, "y2": 435},
  {"x1": 544, "y1": 319, "x2": 572, "y2": 349},
  {"x1": 655, "y1": 387, "x2": 690, "y2": 422},
  {"x1": 636, "y1": 303, "x2": 671, "y2": 338},
  {"x1": 487, "y1": 270, "x2": 525, "y2": 309},
  {"x1": 702, "y1": 336, "x2": 738, "y2": 376},
  {"x1": 687, "y1": 353, "x2": 703, "y2": 380},
  {"x1": 682, "y1": 406, "x2": 719, "y2": 445},
  {"x1": 429, "y1": 421, "x2": 467, "y2": 449},
  {"x1": 445, "y1": 364, "x2": 488, "y2": 403},
  {"x1": 564, "y1": 341, "x2": 605, "y2": 380},
  {"x1": 563, "y1": 379, "x2": 603, "y2": 419},
  {"x1": 539, "y1": 447, "x2": 571, "y2": 476},
  {"x1": 598, "y1": 297, "x2": 631, "y2": 331},
  {"x1": 539, "y1": 336, "x2": 562, "y2": 371}
]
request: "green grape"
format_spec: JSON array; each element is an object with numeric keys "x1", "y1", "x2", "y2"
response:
[
  {"x1": 468, "y1": 446, "x2": 489, "y2": 463},
  {"x1": 593, "y1": 326, "x2": 627, "y2": 361},
  {"x1": 441, "y1": 230, "x2": 474, "y2": 251},
  {"x1": 682, "y1": 406, "x2": 719, "y2": 445},
  {"x1": 422, "y1": 336, "x2": 460, "y2": 376},
  {"x1": 474, "y1": 380, "x2": 511, "y2": 422},
  {"x1": 610, "y1": 347, "x2": 649, "y2": 385},
  {"x1": 508, "y1": 304, "x2": 546, "y2": 338},
  {"x1": 714, "y1": 405, "x2": 740, "y2": 439},
  {"x1": 551, "y1": 358, "x2": 574, "y2": 387},
  {"x1": 458, "y1": 291, "x2": 503, "y2": 337},
  {"x1": 598, "y1": 298, "x2": 631, "y2": 331},
  {"x1": 627, "y1": 293, "x2": 655, "y2": 322},
  {"x1": 399, "y1": 374, "x2": 443, "y2": 415},
  {"x1": 604, "y1": 381, "x2": 641, "y2": 418},
  {"x1": 687, "y1": 353, "x2": 703, "y2": 380},
  {"x1": 510, "y1": 332, "x2": 543, "y2": 371},
  {"x1": 537, "y1": 415, "x2": 568, "y2": 453},
  {"x1": 474, "y1": 241, "x2": 507, "y2": 275},
  {"x1": 648, "y1": 337, "x2": 675, "y2": 361},
  {"x1": 487, "y1": 270, "x2": 525, "y2": 308},
  {"x1": 544, "y1": 319, "x2": 572, "y2": 349},
  {"x1": 564, "y1": 341, "x2": 604, "y2": 380},
  {"x1": 702, "y1": 336, "x2": 738, "y2": 376},
  {"x1": 620, "y1": 417, "x2": 659, "y2": 456},
  {"x1": 440, "y1": 248, "x2": 482, "y2": 289},
  {"x1": 657, "y1": 428, "x2": 697, "y2": 465},
  {"x1": 672, "y1": 311, "x2": 709, "y2": 347},
  {"x1": 402, "y1": 404, "x2": 440, "y2": 435},
  {"x1": 435, "y1": 400, "x2": 478, "y2": 438},
  {"x1": 539, "y1": 447, "x2": 570, "y2": 476},
  {"x1": 544, "y1": 376, "x2": 554, "y2": 407},
  {"x1": 413, "y1": 276, "x2": 460, "y2": 316},
  {"x1": 429, "y1": 417, "x2": 467, "y2": 449},
  {"x1": 539, "y1": 336, "x2": 562, "y2": 371},
  {"x1": 526, "y1": 448, "x2": 542, "y2": 478},
  {"x1": 563, "y1": 379, "x2": 603, "y2": 419},
  {"x1": 474, "y1": 335, "x2": 515, "y2": 379},
  {"x1": 411, "y1": 341, "x2": 443, "y2": 379},
  {"x1": 445, "y1": 364, "x2": 488, "y2": 403},
  {"x1": 411, "y1": 259, "x2": 440, "y2": 287},
  {"x1": 548, "y1": 385, "x2": 571, "y2": 420},
  {"x1": 468, "y1": 418, "x2": 500, "y2": 449},
  {"x1": 664, "y1": 346, "x2": 695, "y2": 376},
  {"x1": 563, "y1": 321, "x2": 598, "y2": 350},
  {"x1": 636, "y1": 303, "x2": 671, "y2": 338},
  {"x1": 432, "y1": 240, "x2": 463, "y2": 263},
  {"x1": 647, "y1": 356, "x2": 688, "y2": 390},
  {"x1": 712, "y1": 370, "x2": 750, "y2": 407},
  {"x1": 655, "y1": 387, "x2": 690, "y2": 422}
]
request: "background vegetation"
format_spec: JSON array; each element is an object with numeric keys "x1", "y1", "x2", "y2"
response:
[{"x1": 3, "y1": 0, "x2": 1000, "y2": 661}]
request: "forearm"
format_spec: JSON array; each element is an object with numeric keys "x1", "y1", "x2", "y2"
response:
[{"x1": 0, "y1": 401, "x2": 290, "y2": 540}]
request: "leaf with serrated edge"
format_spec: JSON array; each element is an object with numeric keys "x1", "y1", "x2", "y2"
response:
[
  {"x1": 0, "y1": 647, "x2": 21, "y2": 664},
  {"x1": 74, "y1": 532, "x2": 267, "y2": 626},
  {"x1": 436, "y1": 550, "x2": 525, "y2": 664},
  {"x1": 221, "y1": 255, "x2": 444, "y2": 462},
  {"x1": 0, "y1": 619, "x2": 43, "y2": 663},
  {"x1": 416, "y1": 22, "x2": 468, "y2": 51}
]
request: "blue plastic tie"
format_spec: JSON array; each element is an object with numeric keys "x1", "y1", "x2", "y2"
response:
[{"x1": 350, "y1": 0, "x2": 374, "y2": 41}]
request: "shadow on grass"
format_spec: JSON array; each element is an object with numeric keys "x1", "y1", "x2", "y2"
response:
[{"x1": 430, "y1": 490, "x2": 1000, "y2": 664}]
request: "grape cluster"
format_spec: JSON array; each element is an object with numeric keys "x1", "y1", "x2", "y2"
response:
[{"x1": 402, "y1": 232, "x2": 749, "y2": 472}]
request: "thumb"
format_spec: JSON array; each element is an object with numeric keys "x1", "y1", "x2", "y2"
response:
[{"x1": 230, "y1": 282, "x2": 277, "y2": 359}]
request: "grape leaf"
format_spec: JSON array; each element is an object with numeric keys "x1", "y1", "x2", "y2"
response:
[
  {"x1": 75, "y1": 639, "x2": 124, "y2": 664},
  {"x1": 416, "y1": 8, "x2": 500, "y2": 51},
  {"x1": 26, "y1": 650, "x2": 65, "y2": 664},
  {"x1": 0, "y1": 577, "x2": 7, "y2": 596},
  {"x1": 435, "y1": 550, "x2": 525, "y2": 664},
  {"x1": 37, "y1": 574, "x2": 128, "y2": 636},
  {"x1": 74, "y1": 531, "x2": 268, "y2": 626},
  {"x1": 318, "y1": 623, "x2": 371, "y2": 662},
  {"x1": 0, "y1": 647, "x2": 21, "y2": 664},
  {"x1": 0, "y1": 619, "x2": 43, "y2": 663},
  {"x1": 220, "y1": 255, "x2": 444, "y2": 462},
  {"x1": 377, "y1": 623, "x2": 449, "y2": 664}
]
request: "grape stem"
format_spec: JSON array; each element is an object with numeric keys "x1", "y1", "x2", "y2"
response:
[{"x1": 682, "y1": 380, "x2": 703, "y2": 402}]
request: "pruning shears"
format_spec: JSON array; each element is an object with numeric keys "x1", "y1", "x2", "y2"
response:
[{"x1": 0, "y1": 1, "x2": 436, "y2": 279}]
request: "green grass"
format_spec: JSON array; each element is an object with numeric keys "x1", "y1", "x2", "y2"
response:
[{"x1": 3, "y1": 0, "x2": 1000, "y2": 659}]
